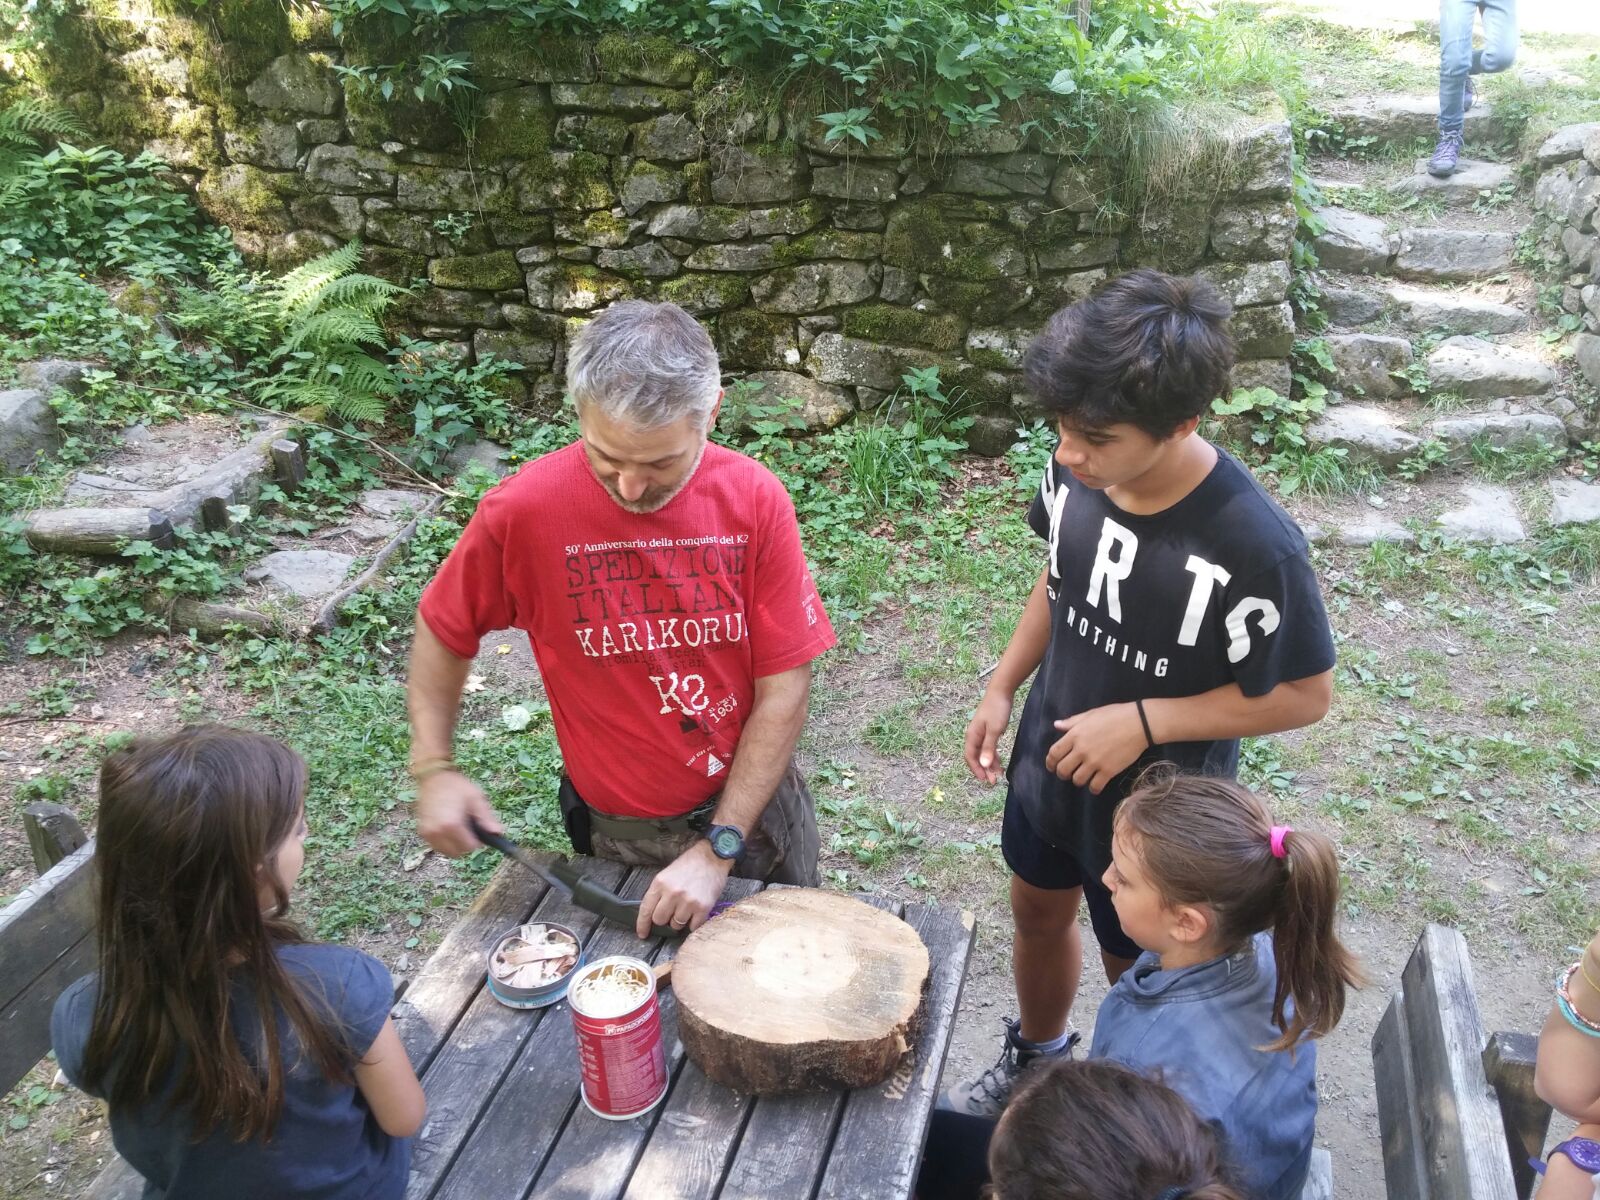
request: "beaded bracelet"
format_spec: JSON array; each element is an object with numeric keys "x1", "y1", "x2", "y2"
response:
[{"x1": 1557, "y1": 965, "x2": 1600, "y2": 1038}]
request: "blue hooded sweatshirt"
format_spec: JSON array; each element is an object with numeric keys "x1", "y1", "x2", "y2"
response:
[{"x1": 1088, "y1": 932, "x2": 1316, "y2": 1200}]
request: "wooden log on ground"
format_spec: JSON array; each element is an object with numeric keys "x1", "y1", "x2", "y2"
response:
[
  {"x1": 1484, "y1": 1031, "x2": 1551, "y2": 1200},
  {"x1": 672, "y1": 888, "x2": 929, "y2": 1094},
  {"x1": 23, "y1": 802, "x2": 87, "y2": 872},
  {"x1": 26, "y1": 507, "x2": 174, "y2": 554},
  {"x1": 271, "y1": 439, "x2": 306, "y2": 493}
]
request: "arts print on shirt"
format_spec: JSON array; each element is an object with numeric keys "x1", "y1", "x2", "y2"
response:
[{"x1": 1039, "y1": 469, "x2": 1284, "y2": 673}]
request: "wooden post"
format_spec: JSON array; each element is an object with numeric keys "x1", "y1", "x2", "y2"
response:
[
  {"x1": 1483, "y1": 1032, "x2": 1552, "y2": 1200},
  {"x1": 23, "y1": 802, "x2": 87, "y2": 872},
  {"x1": 271, "y1": 439, "x2": 306, "y2": 494},
  {"x1": 199, "y1": 492, "x2": 233, "y2": 532},
  {"x1": 1075, "y1": 0, "x2": 1090, "y2": 33}
]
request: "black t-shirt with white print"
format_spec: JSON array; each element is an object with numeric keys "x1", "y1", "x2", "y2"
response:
[{"x1": 1008, "y1": 446, "x2": 1335, "y2": 879}]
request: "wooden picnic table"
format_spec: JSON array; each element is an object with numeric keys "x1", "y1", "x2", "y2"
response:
[{"x1": 395, "y1": 853, "x2": 977, "y2": 1200}]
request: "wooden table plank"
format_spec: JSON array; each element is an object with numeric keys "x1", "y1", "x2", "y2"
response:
[
  {"x1": 717, "y1": 893, "x2": 905, "y2": 1200},
  {"x1": 406, "y1": 860, "x2": 626, "y2": 1200},
  {"x1": 394, "y1": 862, "x2": 548, "y2": 1073},
  {"x1": 430, "y1": 867, "x2": 662, "y2": 1200},
  {"x1": 813, "y1": 902, "x2": 976, "y2": 1200},
  {"x1": 527, "y1": 877, "x2": 765, "y2": 1200}
]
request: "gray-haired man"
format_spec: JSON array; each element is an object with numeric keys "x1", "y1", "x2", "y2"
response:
[{"x1": 408, "y1": 301, "x2": 836, "y2": 936}]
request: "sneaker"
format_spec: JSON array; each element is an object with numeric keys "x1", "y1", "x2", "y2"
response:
[
  {"x1": 940, "y1": 1017, "x2": 1080, "y2": 1117},
  {"x1": 1464, "y1": 75, "x2": 1477, "y2": 112},
  {"x1": 1427, "y1": 131, "x2": 1464, "y2": 178}
]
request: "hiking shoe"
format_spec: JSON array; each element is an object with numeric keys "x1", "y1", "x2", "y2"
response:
[
  {"x1": 940, "y1": 1017, "x2": 1080, "y2": 1118},
  {"x1": 1427, "y1": 131, "x2": 1464, "y2": 178}
]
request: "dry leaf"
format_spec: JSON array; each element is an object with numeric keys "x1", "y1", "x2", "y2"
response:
[
  {"x1": 463, "y1": 674, "x2": 487, "y2": 694},
  {"x1": 402, "y1": 848, "x2": 430, "y2": 872}
]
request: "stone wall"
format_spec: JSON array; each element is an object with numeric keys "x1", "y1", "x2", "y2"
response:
[
  {"x1": 33, "y1": 1, "x2": 1296, "y2": 452},
  {"x1": 1533, "y1": 123, "x2": 1600, "y2": 397}
]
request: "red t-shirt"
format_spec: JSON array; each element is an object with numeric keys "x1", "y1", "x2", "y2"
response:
[{"x1": 419, "y1": 441, "x2": 837, "y2": 818}]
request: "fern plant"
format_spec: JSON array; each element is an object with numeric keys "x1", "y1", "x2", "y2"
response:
[{"x1": 247, "y1": 241, "x2": 407, "y2": 424}]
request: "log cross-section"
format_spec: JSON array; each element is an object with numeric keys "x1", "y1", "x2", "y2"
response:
[{"x1": 672, "y1": 888, "x2": 930, "y2": 1094}]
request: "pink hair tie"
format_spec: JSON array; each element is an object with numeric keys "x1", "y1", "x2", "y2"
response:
[{"x1": 1269, "y1": 825, "x2": 1293, "y2": 859}]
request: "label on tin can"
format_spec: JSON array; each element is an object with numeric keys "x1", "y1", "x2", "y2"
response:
[{"x1": 570, "y1": 957, "x2": 668, "y2": 1120}]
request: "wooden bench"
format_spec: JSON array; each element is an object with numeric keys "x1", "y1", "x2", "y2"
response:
[
  {"x1": 1373, "y1": 923, "x2": 1554, "y2": 1199},
  {"x1": 0, "y1": 804, "x2": 144, "y2": 1198}
]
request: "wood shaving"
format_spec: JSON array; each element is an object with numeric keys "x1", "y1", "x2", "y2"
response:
[
  {"x1": 572, "y1": 962, "x2": 650, "y2": 1018},
  {"x1": 491, "y1": 923, "x2": 579, "y2": 990}
]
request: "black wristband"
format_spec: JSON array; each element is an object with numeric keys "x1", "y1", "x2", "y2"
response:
[{"x1": 1134, "y1": 699, "x2": 1156, "y2": 749}]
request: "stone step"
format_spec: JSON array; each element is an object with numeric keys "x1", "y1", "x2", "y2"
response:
[
  {"x1": 1390, "y1": 158, "x2": 1516, "y2": 206},
  {"x1": 1392, "y1": 228, "x2": 1515, "y2": 282},
  {"x1": 1321, "y1": 283, "x2": 1528, "y2": 336},
  {"x1": 1425, "y1": 336, "x2": 1555, "y2": 399},
  {"x1": 1319, "y1": 95, "x2": 1513, "y2": 151},
  {"x1": 1425, "y1": 410, "x2": 1566, "y2": 454},
  {"x1": 1323, "y1": 333, "x2": 1414, "y2": 399},
  {"x1": 1384, "y1": 286, "x2": 1526, "y2": 335},
  {"x1": 1436, "y1": 483, "x2": 1525, "y2": 544},
  {"x1": 1311, "y1": 207, "x2": 1394, "y2": 273},
  {"x1": 1549, "y1": 479, "x2": 1600, "y2": 527},
  {"x1": 26, "y1": 416, "x2": 297, "y2": 555},
  {"x1": 1305, "y1": 403, "x2": 1421, "y2": 467}
]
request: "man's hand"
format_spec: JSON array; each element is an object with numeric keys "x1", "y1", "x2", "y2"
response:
[
  {"x1": 635, "y1": 840, "x2": 734, "y2": 939},
  {"x1": 1045, "y1": 702, "x2": 1147, "y2": 794},
  {"x1": 964, "y1": 690, "x2": 1014, "y2": 786},
  {"x1": 415, "y1": 771, "x2": 503, "y2": 857}
]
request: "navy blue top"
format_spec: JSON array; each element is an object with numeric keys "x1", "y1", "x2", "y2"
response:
[
  {"x1": 1089, "y1": 932, "x2": 1317, "y2": 1200},
  {"x1": 1010, "y1": 449, "x2": 1335, "y2": 879},
  {"x1": 52, "y1": 943, "x2": 410, "y2": 1200}
]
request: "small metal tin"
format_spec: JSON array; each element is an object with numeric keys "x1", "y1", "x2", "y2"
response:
[{"x1": 484, "y1": 921, "x2": 584, "y2": 1010}]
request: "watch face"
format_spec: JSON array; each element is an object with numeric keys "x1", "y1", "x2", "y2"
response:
[
  {"x1": 1561, "y1": 1138, "x2": 1600, "y2": 1173},
  {"x1": 709, "y1": 826, "x2": 742, "y2": 858}
]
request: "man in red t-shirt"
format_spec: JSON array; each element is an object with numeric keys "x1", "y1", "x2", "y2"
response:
[{"x1": 407, "y1": 300, "x2": 837, "y2": 937}]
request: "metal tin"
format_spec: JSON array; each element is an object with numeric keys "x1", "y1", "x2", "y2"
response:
[
  {"x1": 569, "y1": 955, "x2": 668, "y2": 1120},
  {"x1": 484, "y1": 921, "x2": 584, "y2": 1010}
]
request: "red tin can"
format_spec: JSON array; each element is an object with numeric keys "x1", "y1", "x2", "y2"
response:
[{"x1": 569, "y1": 956, "x2": 668, "y2": 1120}]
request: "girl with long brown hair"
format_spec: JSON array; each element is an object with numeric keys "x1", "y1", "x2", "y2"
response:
[
  {"x1": 50, "y1": 725, "x2": 424, "y2": 1200},
  {"x1": 1089, "y1": 768, "x2": 1362, "y2": 1200}
]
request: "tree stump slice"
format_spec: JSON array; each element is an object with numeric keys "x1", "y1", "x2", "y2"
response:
[{"x1": 673, "y1": 889, "x2": 930, "y2": 1095}]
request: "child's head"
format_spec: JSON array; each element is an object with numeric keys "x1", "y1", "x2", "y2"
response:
[
  {"x1": 988, "y1": 1057, "x2": 1242, "y2": 1200},
  {"x1": 1022, "y1": 269, "x2": 1234, "y2": 490},
  {"x1": 97, "y1": 723, "x2": 309, "y2": 926},
  {"x1": 84, "y1": 725, "x2": 347, "y2": 1140},
  {"x1": 1106, "y1": 769, "x2": 1363, "y2": 1051}
]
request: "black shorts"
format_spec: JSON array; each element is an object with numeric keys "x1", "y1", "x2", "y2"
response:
[{"x1": 1001, "y1": 786, "x2": 1142, "y2": 962}]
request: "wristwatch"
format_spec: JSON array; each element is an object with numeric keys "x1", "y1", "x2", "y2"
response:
[
  {"x1": 706, "y1": 824, "x2": 745, "y2": 861},
  {"x1": 1538, "y1": 1137, "x2": 1600, "y2": 1177}
]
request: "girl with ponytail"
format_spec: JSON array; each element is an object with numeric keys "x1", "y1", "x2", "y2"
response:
[{"x1": 1088, "y1": 767, "x2": 1363, "y2": 1200}]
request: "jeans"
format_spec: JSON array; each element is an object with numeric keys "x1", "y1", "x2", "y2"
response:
[{"x1": 1439, "y1": 0, "x2": 1518, "y2": 135}]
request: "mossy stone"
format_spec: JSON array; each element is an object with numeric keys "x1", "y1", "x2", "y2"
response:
[
  {"x1": 718, "y1": 309, "x2": 800, "y2": 369},
  {"x1": 683, "y1": 160, "x2": 712, "y2": 205},
  {"x1": 884, "y1": 199, "x2": 1027, "y2": 282},
  {"x1": 655, "y1": 272, "x2": 750, "y2": 315},
  {"x1": 840, "y1": 304, "x2": 966, "y2": 352},
  {"x1": 923, "y1": 277, "x2": 1032, "y2": 326},
  {"x1": 556, "y1": 114, "x2": 631, "y2": 155},
  {"x1": 427, "y1": 252, "x2": 523, "y2": 291},
  {"x1": 344, "y1": 83, "x2": 458, "y2": 153},
  {"x1": 594, "y1": 34, "x2": 700, "y2": 87},
  {"x1": 477, "y1": 87, "x2": 556, "y2": 162},
  {"x1": 513, "y1": 152, "x2": 617, "y2": 212},
  {"x1": 196, "y1": 163, "x2": 296, "y2": 233},
  {"x1": 458, "y1": 24, "x2": 596, "y2": 84},
  {"x1": 31, "y1": 12, "x2": 103, "y2": 93},
  {"x1": 773, "y1": 230, "x2": 882, "y2": 265}
]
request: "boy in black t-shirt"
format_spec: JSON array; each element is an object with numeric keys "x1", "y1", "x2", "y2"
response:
[{"x1": 943, "y1": 269, "x2": 1336, "y2": 1118}]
